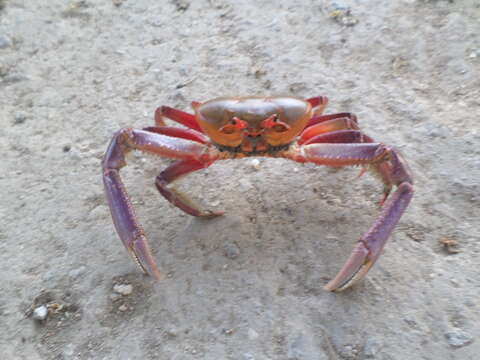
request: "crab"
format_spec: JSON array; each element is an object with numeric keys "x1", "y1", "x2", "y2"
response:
[{"x1": 102, "y1": 96, "x2": 413, "y2": 291}]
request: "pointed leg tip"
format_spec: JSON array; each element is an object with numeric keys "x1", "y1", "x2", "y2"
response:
[
  {"x1": 355, "y1": 167, "x2": 366, "y2": 180},
  {"x1": 139, "y1": 259, "x2": 166, "y2": 281},
  {"x1": 323, "y1": 275, "x2": 362, "y2": 292},
  {"x1": 323, "y1": 282, "x2": 338, "y2": 292},
  {"x1": 150, "y1": 268, "x2": 166, "y2": 281},
  {"x1": 323, "y1": 277, "x2": 354, "y2": 292},
  {"x1": 129, "y1": 235, "x2": 165, "y2": 280},
  {"x1": 154, "y1": 107, "x2": 166, "y2": 126},
  {"x1": 323, "y1": 243, "x2": 374, "y2": 292},
  {"x1": 200, "y1": 210, "x2": 225, "y2": 218}
]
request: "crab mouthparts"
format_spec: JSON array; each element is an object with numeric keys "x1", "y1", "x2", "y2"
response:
[{"x1": 242, "y1": 131, "x2": 268, "y2": 153}]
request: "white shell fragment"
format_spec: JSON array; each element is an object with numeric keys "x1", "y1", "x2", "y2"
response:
[
  {"x1": 250, "y1": 159, "x2": 261, "y2": 170},
  {"x1": 32, "y1": 305, "x2": 48, "y2": 321}
]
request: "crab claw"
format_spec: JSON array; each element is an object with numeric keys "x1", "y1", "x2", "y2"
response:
[
  {"x1": 128, "y1": 233, "x2": 165, "y2": 280},
  {"x1": 103, "y1": 167, "x2": 165, "y2": 280},
  {"x1": 323, "y1": 241, "x2": 373, "y2": 292},
  {"x1": 324, "y1": 181, "x2": 413, "y2": 291}
]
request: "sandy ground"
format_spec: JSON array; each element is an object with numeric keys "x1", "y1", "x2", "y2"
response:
[{"x1": 1, "y1": 0, "x2": 479, "y2": 359}]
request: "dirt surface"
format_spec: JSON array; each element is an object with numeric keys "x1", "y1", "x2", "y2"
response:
[{"x1": 1, "y1": 0, "x2": 479, "y2": 359}]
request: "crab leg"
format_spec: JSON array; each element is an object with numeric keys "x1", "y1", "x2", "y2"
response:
[
  {"x1": 305, "y1": 112, "x2": 357, "y2": 129},
  {"x1": 155, "y1": 106, "x2": 204, "y2": 132},
  {"x1": 306, "y1": 96, "x2": 329, "y2": 115},
  {"x1": 143, "y1": 126, "x2": 209, "y2": 144},
  {"x1": 292, "y1": 142, "x2": 387, "y2": 166},
  {"x1": 285, "y1": 143, "x2": 413, "y2": 291},
  {"x1": 298, "y1": 117, "x2": 359, "y2": 145},
  {"x1": 303, "y1": 130, "x2": 374, "y2": 145},
  {"x1": 102, "y1": 128, "x2": 215, "y2": 279},
  {"x1": 156, "y1": 160, "x2": 224, "y2": 217},
  {"x1": 324, "y1": 181, "x2": 413, "y2": 291}
]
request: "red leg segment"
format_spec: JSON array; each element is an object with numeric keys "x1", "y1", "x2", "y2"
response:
[
  {"x1": 303, "y1": 130, "x2": 374, "y2": 145},
  {"x1": 299, "y1": 117, "x2": 359, "y2": 145},
  {"x1": 155, "y1": 160, "x2": 224, "y2": 217},
  {"x1": 284, "y1": 142, "x2": 413, "y2": 291},
  {"x1": 156, "y1": 106, "x2": 203, "y2": 133},
  {"x1": 292, "y1": 142, "x2": 388, "y2": 166},
  {"x1": 305, "y1": 112, "x2": 357, "y2": 129},
  {"x1": 306, "y1": 96, "x2": 329, "y2": 115},
  {"x1": 143, "y1": 126, "x2": 209, "y2": 144},
  {"x1": 102, "y1": 128, "x2": 217, "y2": 279}
]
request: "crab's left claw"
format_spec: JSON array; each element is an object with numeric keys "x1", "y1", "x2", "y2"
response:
[
  {"x1": 103, "y1": 167, "x2": 164, "y2": 280},
  {"x1": 102, "y1": 128, "x2": 217, "y2": 280},
  {"x1": 324, "y1": 182, "x2": 413, "y2": 291},
  {"x1": 324, "y1": 149, "x2": 414, "y2": 291},
  {"x1": 129, "y1": 233, "x2": 165, "y2": 280}
]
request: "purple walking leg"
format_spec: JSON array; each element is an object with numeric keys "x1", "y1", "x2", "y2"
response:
[{"x1": 284, "y1": 142, "x2": 413, "y2": 291}]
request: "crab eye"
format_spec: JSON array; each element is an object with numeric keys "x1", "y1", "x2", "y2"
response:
[
  {"x1": 262, "y1": 114, "x2": 291, "y2": 133},
  {"x1": 272, "y1": 123, "x2": 289, "y2": 132},
  {"x1": 219, "y1": 124, "x2": 236, "y2": 134},
  {"x1": 219, "y1": 117, "x2": 247, "y2": 134}
]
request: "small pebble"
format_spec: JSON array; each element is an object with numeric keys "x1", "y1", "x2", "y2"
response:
[
  {"x1": 445, "y1": 329, "x2": 473, "y2": 348},
  {"x1": 14, "y1": 112, "x2": 28, "y2": 124},
  {"x1": 223, "y1": 328, "x2": 234, "y2": 335},
  {"x1": 109, "y1": 293, "x2": 122, "y2": 302},
  {"x1": 450, "y1": 278, "x2": 460, "y2": 287},
  {"x1": 165, "y1": 328, "x2": 178, "y2": 338},
  {"x1": 118, "y1": 304, "x2": 128, "y2": 312},
  {"x1": 250, "y1": 159, "x2": 261, "y2": 170},
  {"x1": 113, "y1": 284, "x2": 133, "y2": 296},
  {"x1": 209, "y1": 199, "x2": 220, "y2": 207},
  {"x1": 341, "y1": 344, "x2": 359, "y2": 358},
  {"x1": 32, "y1": 305, "x2": 48, "y2": 321},
  {"x1": 172, "y1": 0, "x2": 190, "y2": 12},
  {"x1": 224, "y1": 242, "x2": 240, "y2": 259},
  {"x1": 329, "y1": 7, "x2": 358, "y2": 27}
]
